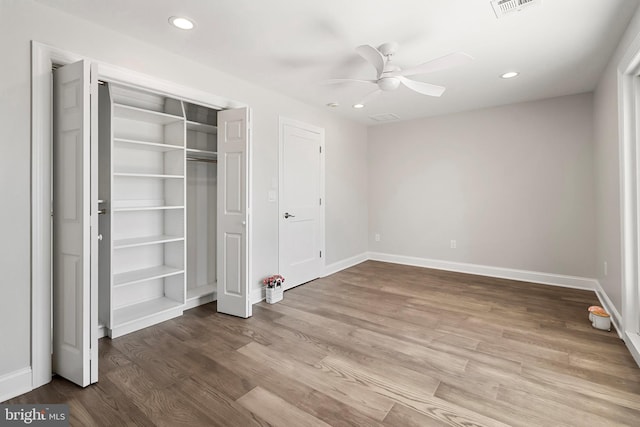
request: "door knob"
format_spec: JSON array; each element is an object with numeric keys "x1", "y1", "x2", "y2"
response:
[
  {"x1": 284, "y1": 212, "x2": 296, "y2": 219},
  {"x1": 97, "y1": 234, "x2": 103, "y2": 241}
]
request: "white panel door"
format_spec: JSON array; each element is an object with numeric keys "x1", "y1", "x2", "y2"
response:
[
  {"x1": 279, "y1": 118, "x2": 324, "y2": 290},
  {"x1": 52, "y1": 60, "x2": 98, "y2": 386},
  {"x1": 217, "y1": 107, "x2": 251, "y2": 317}
]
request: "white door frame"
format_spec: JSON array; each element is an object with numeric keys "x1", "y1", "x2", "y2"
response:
[
  {"x1": 277, "y1": 116, "x2": 325, "y2": 289},
  {"x1": 618, "y1": 31, "x2": 640, "y2": 367},
  {"x1": 31, "y1": 41, "x2": 250, "y2": 390}
]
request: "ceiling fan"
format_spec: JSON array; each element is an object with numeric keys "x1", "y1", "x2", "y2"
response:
[{"x1": 325, "y1": 42, "x2": 473, "y2": 105}]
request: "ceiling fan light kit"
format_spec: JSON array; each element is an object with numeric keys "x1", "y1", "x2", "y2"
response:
[{"x1": 326, "y1": 42, "x2": 474, "y2": 107}]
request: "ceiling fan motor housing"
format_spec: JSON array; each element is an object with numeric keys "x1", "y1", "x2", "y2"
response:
[
  {"x1": 378, "y1": 41, "x2": 399, "y2": 57},
  {"x1": 378, "y1": 77, "x2": 400, "y2": 91}
]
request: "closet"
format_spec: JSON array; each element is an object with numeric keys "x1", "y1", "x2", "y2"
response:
[
  {"x1": 45, "y1": 56, "x2": 250, "y2": 388},
  {"x1": 98, "y1": 82, "x2": 220, "y2": 338}
]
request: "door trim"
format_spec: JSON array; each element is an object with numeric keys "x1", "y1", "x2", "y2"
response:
[
  {"x1": 277, "y1": 116, "x2": 325, "y2": 290},
  {"x1": 31, "y1": 41, "x2": 250, "y2": 392},
  {"x1": 618, "y1": 30, "x2": 640, "y2": 367}
]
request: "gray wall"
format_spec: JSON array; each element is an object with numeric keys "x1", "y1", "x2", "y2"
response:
[
  {"x1": 594, "y1": 6, "x2": 640, "y2": 313},
  {"x1": 0, "y1": 0, "x2": 369, "y2": 379},
  {"x1": 0, "y1": 0, "x2": 32, "y2": 382},
  {"x1": 368, "y1": 93, "x2": 596, "y2": 277}
]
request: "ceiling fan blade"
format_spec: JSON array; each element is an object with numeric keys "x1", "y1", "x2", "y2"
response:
[
  {"x1": 321, "y1": 78, "x2": 377, "y2": 85},
  {"x1": 355, "y1": 45, "x2": 385, "y2": 77},
  {"x1": 398, "y1": 76, "x2": 446, "y2": 97},
  {"x1": 358, "y1": 89, "x2": 382, "y2": 105},
  {"x1": 392, "y1": 52, "x2": 473, "y2": 77}
]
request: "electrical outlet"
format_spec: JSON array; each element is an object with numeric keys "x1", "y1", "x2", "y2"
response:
[
  {"x1": 450, "y1": 240, "x2": 457, "y2": 249},
  {"x1": 604, "y1": 261, "x2": 608, "y2": 276},
  {"x1": 374, "y1": 233, "x2": 381, "y2": 242}
]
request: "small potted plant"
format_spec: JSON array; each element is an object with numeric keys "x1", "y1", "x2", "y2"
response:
[{"x1": 263, "y1": 274, "x2": 285, "y2": 304}]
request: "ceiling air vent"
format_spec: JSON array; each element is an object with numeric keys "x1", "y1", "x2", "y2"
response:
[
  {"x1": 491, "y1": 0, "x2": 541, "y2": 18},
  {"x1": 369, "y1": 113, "x2": 400, "y2": 122}
]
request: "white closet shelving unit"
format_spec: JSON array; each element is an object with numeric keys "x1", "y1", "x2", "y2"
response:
[
  {"x1": 184, "y1": 102, "x2": 219, "y2": 309},
  {"x1": 99, "y1": 83, "x2": 187, "y2": 338},
  {"x1": 98, "y1": 84, "x2": 221, "y2": 337}
]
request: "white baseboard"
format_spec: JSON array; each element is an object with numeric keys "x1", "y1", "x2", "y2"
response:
[
  {"x1": 251, "y1": 287, "x2": 265, "y2": 305},
  {"x1": 184, "y1": 293, "x2": 217, "y2": 311},
  {"x1": 324, "y1": 252, "x2": 368, "y2": 277},
  {"x1": 594, "y1": 281, "x2": 623, "y2": 339},
  {"x1": 367, "y1": 252, "x2": 598, "y2": 290},
  {"x1": 97, "y1": 325, "x2": 107, "y2": 339},
  {"x1": 593, "y1": 282, "x2": 640, "y2": 367},
  {"x1": 248, "y1": 252, "x2": 369, "y2": 307},
  {"x1": 0, "y1": 368, "x2": 32, "y2": 403},
  {"x1": 624, "y1": 332, "x2": 640, "y2": 368}
]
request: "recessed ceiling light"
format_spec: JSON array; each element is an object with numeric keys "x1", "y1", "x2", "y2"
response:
[
  {"x1": 353, "y1": 103, "x2": 365, "y2": 109},
  {"x1": 169, "y1": 16, "x2": 195, "y2": 30},
  {"x1": 501, "y1": 71, "x2": 519, "y2": 79},
  {"x1": 326, "y1": 102, "x2": 339, "y2": 108}
]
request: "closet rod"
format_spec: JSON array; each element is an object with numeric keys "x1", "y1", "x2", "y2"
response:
[{"x1": 186, "y1": 157, "x2": 217, "y2": 163}]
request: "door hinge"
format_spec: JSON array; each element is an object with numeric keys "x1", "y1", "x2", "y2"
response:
[
  {"x1": 319, "y1": 146, "x2": 322, "y2": 154},
  {"x1": 319, "y1": 198, "x2": 322, "y2": 206},
  {"x1": 320, "y1": 250, "x2": 322, "y2": 258}
]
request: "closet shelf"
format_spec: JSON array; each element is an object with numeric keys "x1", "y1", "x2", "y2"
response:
[
  {"x1": 114, "y1": 138, "x2": 184, "y2": 152},
  {"x1": 114, "y1": 173, "x2": 184, "y2": 179},
  {"x1": 186, "y1": 148, "x2": 217, "y2": 161},
  {"x1": 113, "y1": 297, "x2": 183, "y2": 328},
  {"x1": 186, "y1": 121, "x2": 217, "y2": 134},
  {"x1": 186, "y1": 148, "x2": 217, "y2": 155},
  {"x1": 114, "y1": 265, "x2": 184, "y2": 288},
  {"x1": 113, "y1": 235, "x2": 184, "y2": 249},
  {"x1": 112, "y1": 205, "x2": 184, "y2": 212},
  {"x1": 114, "y1": 103, "x2": 184, "y2": 125}
]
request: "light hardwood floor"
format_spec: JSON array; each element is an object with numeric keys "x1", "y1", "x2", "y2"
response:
[{"x1": 8, "y1": 261, "x2": 640, "y2": 426}]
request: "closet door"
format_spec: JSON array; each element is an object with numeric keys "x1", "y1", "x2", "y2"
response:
[
  {"x1": 217, "y1": 107, "x2": 251, "y2": 318},
  {"x1": 52, "y1": 59, "x2": 98, "y2": 387}
]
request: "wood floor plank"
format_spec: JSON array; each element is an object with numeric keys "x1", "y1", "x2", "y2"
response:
[
  {"x1": 383, "y1": 403, "x2": 449, "y2": 427},
  {"x1": 315, "y1": 356, "x2": 507, "y2": 427},
  {"x1": 175, "y1": 377, "x2": 267, "y2": 427},
  {"x1": 77, "y1": 377, "x2": 155, "y2": 427},
  {"x1": 495, "y1": 384, "x2": 625, "y2": 426},
  {"x1": 7, "y1": 261, "x2": 640, "y2": 426},
  {"x1": 237, "y1": 341, "x2": 396, "y2": 421},
  {"x1": 319, "y1": 354, "x2": 440, "y2": 406},
  {"x1": 348, "y1": 328, "x2": 468, "y2": 376},
  {"x1": 433, "y1": 382, "x2": 554, "y2": 427},
  {"x1": 237, "y1": 386, "x2": 331, "y2": 427},
  {"x1": 296, "y1": 389, "x2": 387, "y2": 427},
  {"x1": 213, "y1": 348, "x2": 316, "y2": 407},
  {"x1": 520, "y1": 364, "x2": 640, "y2": 411}
]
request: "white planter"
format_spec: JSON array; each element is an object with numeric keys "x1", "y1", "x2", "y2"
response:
[
  {"x1": 266, "y1": 285, "x2": 283, "y2": 304},
  {"x1": 592, "y1": 312, "x2": 611, "y2": 331}
]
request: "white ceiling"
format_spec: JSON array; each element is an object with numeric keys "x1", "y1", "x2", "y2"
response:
[{"x1": 37, "y1": 0, "x2": 639, "y2": 124}]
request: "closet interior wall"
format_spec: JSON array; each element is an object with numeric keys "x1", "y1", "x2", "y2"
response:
[{"x1": 185, "y1": 102, "x2": 219, "y2": 309}]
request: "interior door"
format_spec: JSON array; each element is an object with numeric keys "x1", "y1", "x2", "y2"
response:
[
  {"x1": 279, "y1": 118, "x2": 324, "y2": 290},
  {"x1": 52, "y1": 59, "x2": 98, "y2": 386},
  {"x1": 217, "y1": 107, "x2": 251, "y2": 317}
]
